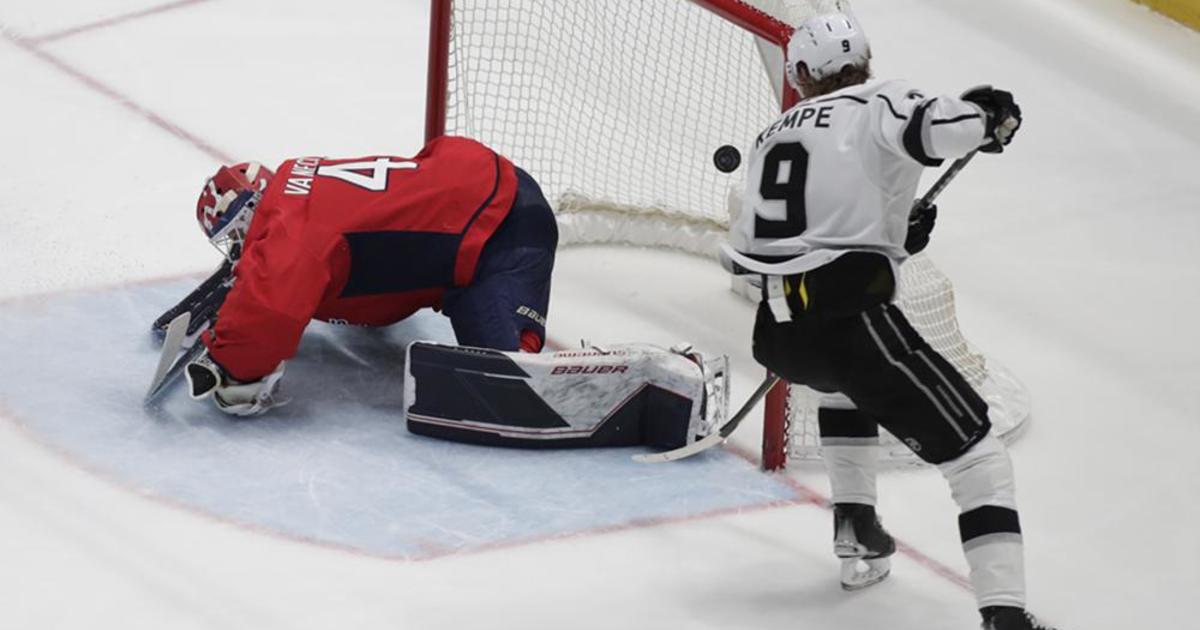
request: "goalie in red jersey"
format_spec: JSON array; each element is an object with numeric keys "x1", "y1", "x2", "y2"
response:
[{"x1": 183, "y1": 136, "x2": 557, "y2": 416}]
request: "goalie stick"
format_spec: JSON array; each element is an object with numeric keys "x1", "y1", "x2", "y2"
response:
[
  {"x1": 636, "y1": 151, "x2": 979, "y2": 464},
  {"x1": 144, "y1": 260, "x2": 235, "y2": 404},
  {"x1": 151, "y1": 259, "x2": 233, "y2": 344},
  {"x1": 144, "y1": 312, "x2": 207, "y2": 403}
]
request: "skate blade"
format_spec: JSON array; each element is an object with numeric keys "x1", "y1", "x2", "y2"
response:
[{"x1": 840, "y1": 557, "x2": 891, "y2": 591}]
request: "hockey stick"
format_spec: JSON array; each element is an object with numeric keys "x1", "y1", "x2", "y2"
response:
[
  {"x1": 145, "y1": 312, "x2": 192, "y2": 402},
  {"x1": 151, "y1": 259, "x2": 233, "y2": 344},
  {"x1": 144, "y1": 334, "x2": 207, "y2": 404},
  {"x1": 144, "y1": 260, "x2": 236, "y2": 404},
  {"x1": 633, "y1": 374, "x2": 780, "y2": 463},
  {"x1": 914, "y1": 150, "x2": 977, "y2": 212},
  {"x1": 636, "y1": 151, "x2": 979, "y2": 464}
]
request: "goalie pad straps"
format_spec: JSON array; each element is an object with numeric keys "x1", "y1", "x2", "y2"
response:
[{"x1": 404, "y1": 342, "x2": 728, "y2": 449}]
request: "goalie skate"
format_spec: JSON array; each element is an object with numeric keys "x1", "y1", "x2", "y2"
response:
[{"x1": 833, "y1": 503, "x2": 895, "y2": 591}]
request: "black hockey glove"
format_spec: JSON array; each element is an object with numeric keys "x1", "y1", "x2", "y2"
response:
[
  {"x1": 961, "y1": 86, "x2": 1022, "y2": 153},
  {"x1": 904, "y1": 202, "x2": 938, "y2": 255}
]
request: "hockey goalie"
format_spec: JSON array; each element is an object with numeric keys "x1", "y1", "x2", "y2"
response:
[
  {"x1": 154, "y1": 136, "x2": 558, "y2": 415},
  {"x1": 151, "y1": 134, "x2": 729, "y2": 451}
]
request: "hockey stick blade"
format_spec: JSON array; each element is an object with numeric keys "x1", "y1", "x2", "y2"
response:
[
  {"x1": 144, "y1": 312, "x2": 193, "y2": 403},
  {"x1": 144, "y1": 340, "x2": 206, "y2": 405},
  {"x1": 633, "y1": 375, "x2": 781, "y2": 463}
]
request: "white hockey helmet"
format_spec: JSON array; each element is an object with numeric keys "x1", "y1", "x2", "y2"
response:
[{"x1": 785, "y1": 12, "x2": 870, "y2": 89}]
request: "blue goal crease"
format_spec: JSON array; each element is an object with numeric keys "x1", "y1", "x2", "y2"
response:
[{"x1": 0, "y1": 279, "x2": 800, "y2": 558}]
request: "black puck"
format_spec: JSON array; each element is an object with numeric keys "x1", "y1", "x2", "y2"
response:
[{"x1": 713, "y1": 144, "x2": 741, "y2": 173}]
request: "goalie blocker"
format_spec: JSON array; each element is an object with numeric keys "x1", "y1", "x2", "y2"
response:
[{"x1": 404, "y1": 342, "x2": 728, "y2": 450}]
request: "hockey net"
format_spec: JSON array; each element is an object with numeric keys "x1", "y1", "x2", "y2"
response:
[{"x1": 427, "y1": 0, "x2": 1031, "y2": 469}]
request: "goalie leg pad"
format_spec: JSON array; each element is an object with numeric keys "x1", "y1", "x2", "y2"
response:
[{"x1": 404, "y1": 342, "x2": 728, "y2": 449}]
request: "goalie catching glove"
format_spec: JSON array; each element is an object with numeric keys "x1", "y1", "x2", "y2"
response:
[{"x1": 186, "y1": 353, "x2": 287, "y2": 417}]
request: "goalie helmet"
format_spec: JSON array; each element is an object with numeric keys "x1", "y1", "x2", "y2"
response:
[
  {"x1": 785, "y1": 12, "x2": 870, "y2": 89},
  {"x1": 195, "y1": 162, "x2": 273, "y2": 261}
]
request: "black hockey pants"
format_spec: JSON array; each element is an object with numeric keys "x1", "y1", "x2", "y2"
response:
[{"x1": 751, "y1": 253, "x2": 991, "y2": 464}]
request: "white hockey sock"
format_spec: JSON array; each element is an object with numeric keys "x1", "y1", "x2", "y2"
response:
[
  {"x1": 938, "y1": 433, "x2": 1026, "y2": 609},
  {"x1": 818, "y1": 396, "x2": 880, "y2": 506}
]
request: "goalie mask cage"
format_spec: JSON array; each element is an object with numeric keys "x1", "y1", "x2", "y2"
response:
[{"x1": 425, "y1": 0, "x2": 1031, "y2": 470}]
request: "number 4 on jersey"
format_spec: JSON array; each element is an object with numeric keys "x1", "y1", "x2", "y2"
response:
[
  {"x1": 755, "y1": 142, "x2": 809, "y2": 239},
  {"x1": 317, "y1": 158, "x2": 417, "y2": 191}
]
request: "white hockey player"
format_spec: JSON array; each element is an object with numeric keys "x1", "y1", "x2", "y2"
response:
[{"x1": 723, "y1": 10, "x2": 1058, "y2": 630}]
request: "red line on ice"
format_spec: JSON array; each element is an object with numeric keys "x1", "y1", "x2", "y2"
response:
[
  {"x1": 1, "y1": 24, "x2": 233, "y2": 164},
  {"x1": 28, "y1": 0, "x2": 213, "y2": 44},
  {"x1": 724, "y1": 443, "x2": 973, "y2": 591}
]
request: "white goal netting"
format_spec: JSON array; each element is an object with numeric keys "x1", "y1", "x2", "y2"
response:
[
  {"x1": 436, "y1": 0, "x2": 1031, "y2": 468},
  {"x1": 443, "y1": 0, "x2": 782, "y2": 255}
]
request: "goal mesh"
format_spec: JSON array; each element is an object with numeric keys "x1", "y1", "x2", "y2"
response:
[
  {"x1": 444, "y1": 0, "x2": 785, "y2": 253},
  {"x1": 434, "y1": 0, "x2": 1031, "y2": 468}
]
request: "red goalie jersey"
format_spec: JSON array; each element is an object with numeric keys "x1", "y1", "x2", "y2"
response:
[{"x1": 204, "y1": 136, "x2": 519, "y2": 381}]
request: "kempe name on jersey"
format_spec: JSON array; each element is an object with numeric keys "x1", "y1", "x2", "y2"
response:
[{"x1": 755, "y1": 104, "x2": 835, "y2": 149}]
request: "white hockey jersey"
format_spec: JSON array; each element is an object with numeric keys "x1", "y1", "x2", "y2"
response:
[{"x1": 723, "y1": 79, "x2": 988, "y2": 276}]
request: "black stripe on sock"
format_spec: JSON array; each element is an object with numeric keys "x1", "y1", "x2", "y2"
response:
[{"x1": 959, "y1": 505, "x2": 1021, "y2": 543}]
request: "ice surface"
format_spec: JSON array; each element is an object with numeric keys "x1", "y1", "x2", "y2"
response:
[
  {"x1": 0, "y1": 279, "x2": 800, "y2": 559},
  {"x1": 0, "y1": 0, "x2": 1197, "y2": 628}
]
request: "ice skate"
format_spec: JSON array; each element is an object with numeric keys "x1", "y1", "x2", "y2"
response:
[
  {"x1": 833, "y1": 503, "x2": 895, "y2": 590},
  {"x1": 981, "y1": 606, "x2": 1059, "y2": 630}
]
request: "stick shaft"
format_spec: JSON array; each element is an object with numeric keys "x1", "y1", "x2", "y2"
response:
[
  {"x1": 916, "y1": 150, "x2": 977, "y2": 208},
  {"x1": 719, "y1": 374, "x2": 781, "y2": 438}
]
